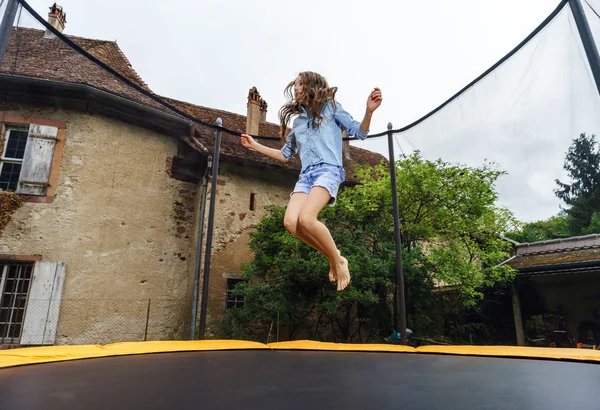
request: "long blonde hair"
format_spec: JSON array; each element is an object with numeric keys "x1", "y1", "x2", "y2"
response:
[{"x1": 278, "y1": 71, "x2": 337, "y2": 140}]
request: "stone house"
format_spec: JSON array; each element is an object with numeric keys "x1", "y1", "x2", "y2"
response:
[{"x1": 0, "y1": 6, "x2": 384, "y2": 346}]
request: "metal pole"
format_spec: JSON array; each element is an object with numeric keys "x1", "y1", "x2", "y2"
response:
[
  {"x1": 190, "y1": 158, "x2": 211, "y2": 339},
  {"x1": 0, "y1": 0, "x2": 19, "y2": 65},
  {"x1": 198, "y1": 119, "x2": 223, "y2": 339},
  {"x1": 387, "y1": 122, "x2": 407, "y2": 345},
  {"x1": 144, "y1": 298, "x2": 151, "y2": 341},
  {"x1": 570, "y1": 0, "x2": 600, "y2": 97}
]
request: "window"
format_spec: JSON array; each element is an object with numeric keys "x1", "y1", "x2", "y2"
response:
[
  {"x1": 0, "y1": 260, "x2": 66, "y2": 346},
  {"x1": 0, "y1": 128, "x2": 28, "y2": 192},
  {"x1": 0, "y1": 263, "x2": 34, "y2": 344},
  {"x1": 226, "y1": 278, "x2": 245, "y2": 309},
  {"x1": 0, "y1": 121, "x2": 61, "y2": 198},
  {"x1": 249, "y1": 193, "x2": 256, "y2": 211}
]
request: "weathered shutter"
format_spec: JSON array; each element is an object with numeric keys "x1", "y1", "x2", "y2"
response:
[
  {"x1": 20, "y1": 262, "x2": 66, "y2": 345},
  {"x1": 16, "y1": 124, "x2": 58, "y2": 196}
]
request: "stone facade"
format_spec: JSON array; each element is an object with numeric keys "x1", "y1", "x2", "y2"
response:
[
  {"x1": 0, "y1": 106, "x2": 197, "y2": 344},
  {"x1": 0, "y1": 103, "x2": 297, "y2": 345}
]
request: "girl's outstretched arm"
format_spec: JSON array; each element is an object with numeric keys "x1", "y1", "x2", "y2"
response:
[
  {"x1": 241, "y1": 134, "x2": 288, "y2": 163},
  {"x1": 360, "y1": 87, "x2": 383, "y2": 133},
  {"x1": 333, "y1": 88, "x2": 383, "y2": 140}
]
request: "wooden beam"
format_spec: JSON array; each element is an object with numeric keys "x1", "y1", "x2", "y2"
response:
[
  {"x1": 511, "y1": 281, "x2": 526, "y2": 346},
  {"x1": 0, "y1": 254, "x2": 43, "y2": 262},
  {"x1": 1, "y1": 115, "x2": 66, "y2": 129}
]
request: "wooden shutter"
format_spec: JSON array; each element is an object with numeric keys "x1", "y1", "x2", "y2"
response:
[
  {"x1": 20, "y1": 262, "x2": 66, "y2": 345},
  {"x1": 16, "y1": 124, "x2": 58, "y2": 196}
]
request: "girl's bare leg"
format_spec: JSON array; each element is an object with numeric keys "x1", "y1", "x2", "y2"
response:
[
  {"x1": 284, "y1": 193, "x2": 337, "y2": 282},
  {"x1": 296, "y1": 187, "x2": 350, "y2": 291}
]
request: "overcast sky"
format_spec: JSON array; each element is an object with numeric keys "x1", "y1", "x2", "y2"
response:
[{"x1": 17, "y1": 0, "x2": 600, "y2": 224}]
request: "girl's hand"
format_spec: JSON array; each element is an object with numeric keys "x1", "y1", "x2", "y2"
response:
[
  {"x1": 367, "y1": 88, "x2": 382, "y2": 113},
  {"x1": 241, "y1": 134, "x2": 256, "y2": 149}
]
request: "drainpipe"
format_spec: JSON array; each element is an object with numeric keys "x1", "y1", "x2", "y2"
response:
[{"x1": 190, "y1": 155, "x2": 211, "y2": 339}]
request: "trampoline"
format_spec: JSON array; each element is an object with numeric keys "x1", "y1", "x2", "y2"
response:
[
  {"x1": 1, "y1": 341, "x2": 599, "y2": 410},
  {"x1": 0, "y1": 0, "x2": 599, "y2": 408}
]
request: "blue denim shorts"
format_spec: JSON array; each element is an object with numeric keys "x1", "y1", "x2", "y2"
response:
[{"x1": 291, "y1": 163, "x2": 346, "y2": 206}]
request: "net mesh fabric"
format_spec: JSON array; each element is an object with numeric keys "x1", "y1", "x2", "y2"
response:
[
  {"x1": 353, "y1": 2, "x2": 600, "y2": 221},
  {"x1": 3, "y1": 1, "x2": 600, "y2": 222}
]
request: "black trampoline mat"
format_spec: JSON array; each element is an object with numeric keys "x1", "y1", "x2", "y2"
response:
[{"x1": 1, "y1": 350, "x2": 599, "y2": 410}]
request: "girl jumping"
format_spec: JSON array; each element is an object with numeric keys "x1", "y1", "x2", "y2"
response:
[{"x1": 241, "y1": 71, "x2": 382, "y2": 291}]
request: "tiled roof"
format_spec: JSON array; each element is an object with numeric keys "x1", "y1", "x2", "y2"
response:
[
  {"x1": 507, "y1": 234, "x2": 600, "y2": 273},
  {"x1": 1, "y1": 28, "x2": 162, "y2": 109},
  {"x1": 508, "y1": 247, "x2": 600, "y2": 269},
  {"x1": 0, "y1": 27, "x2": 386, "y2": 180}
]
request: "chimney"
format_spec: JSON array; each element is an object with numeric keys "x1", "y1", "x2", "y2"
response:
[
  {"x1": 44, "y1": 3, "x2": 67, "y2": 38},
  {"x1": 259, "y1": 99, "x2": 268, "y2": 124},
  {"x1": 246, "y1": 87, "x2": 267, "y2": 135}
]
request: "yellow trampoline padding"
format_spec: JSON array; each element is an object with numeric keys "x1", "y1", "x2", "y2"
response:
[
  {"x1": 0, "y1": 340, "x2": 267, "y2": 369},
  {"x1": 2, "y1": 340, "x2": 600, "y2": 369},
  {"x1": 416, "y1": 345, "x2": 600, "y2": 362},
  {"x1": 268, "y1": 341, "x2": 600, "y2": 362},
  {"x1": 268, "y1": 340, "x2": 416, "y2": 353}
]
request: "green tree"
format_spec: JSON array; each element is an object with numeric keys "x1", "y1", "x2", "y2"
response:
[
  {"x1": 505, "y1": 214, "x2": 572, "y2": 243},
  {"x1": 217, "y1": 152, "x2": 516, "y2": 343},
  {"x1": 347, "y1": 154, "x2": 516, "y2": 303},
  {"x1": 582, "y1": 211, "x2": 600, "y2": 235},
  {"x1": 217, "y1": 203, "x2": 396, "y2": 343},
  {"x1": 555, "y1": 133, "x2": 600, "y2": 234}
]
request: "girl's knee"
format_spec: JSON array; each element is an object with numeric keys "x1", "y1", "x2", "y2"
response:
[
  {"x1": 298, "y1": 212, "x2": 317, "y2": 230},
  {"x1": 283, "y1": 216, "x2": 297, "y2": 234}
]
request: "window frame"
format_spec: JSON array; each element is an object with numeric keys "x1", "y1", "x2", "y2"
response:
[
  {"x1": 0, "y1": 116, "x2": 67, "y2": 203},
  {"x1": 0, "y1": 127, "x2": 29, "y2": 192},
  {"x1": 225, "y1": 275, "x2": 246, "y2": 310},
  {"x1": 1, "y1": 127, "x2": 29, "y2": 161},
  {"x1": 0, "y1": 261, "x2": 35, "y2": 345}
]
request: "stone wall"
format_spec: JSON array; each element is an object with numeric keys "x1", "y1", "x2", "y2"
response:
[
  {"x1": 200, "y1": 162, "x2": 295, "y2": 332},
  {"x1": 1, "y1": 104, "x2": 299, "y2": 344},
  {"x1": 0, "y1": 106, "x2": 197, "y2": 344}
]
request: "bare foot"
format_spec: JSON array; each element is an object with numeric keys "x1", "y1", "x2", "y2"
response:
[
  {"x1": 328, "y1": 265, "x2": 336, "y2": 282},
  {"x1": 328, "y1": 250, "x2": 342, "y2": 282},
  {"x1": 336, "y1": 257, "x2": 351, "y2": 291}
]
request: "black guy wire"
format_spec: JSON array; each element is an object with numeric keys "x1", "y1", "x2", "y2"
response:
[
  {"x1": 585, "y1": 0, "x2": 600, "y2": 20},
  {"x1": 15, "y1": 0, "x2": 567, "y2": 144},
  {"x1": 16, "y1": 0, "x2": 251, "y2": 138}
]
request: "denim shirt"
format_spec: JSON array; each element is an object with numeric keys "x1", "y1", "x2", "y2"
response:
[{"x1": 281, "y1": 101, "x2": 368, "y2": 172}]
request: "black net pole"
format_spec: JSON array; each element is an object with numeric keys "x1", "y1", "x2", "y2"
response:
[
  {"x1": 198, "y1": 120, "x2": 223, "y2": 340},
  {"x1": 0, "y1": 0, "x2": 19, "y2": 65},
  {"x1": 190, "y1": 160, "x2": 211, "y2": 339},
  {"x1": 387, "y1": 123, "x2": 407, "y2": 345},
  {"x1": 570, "y1": 0, "x2": 600, "y2": 97}
]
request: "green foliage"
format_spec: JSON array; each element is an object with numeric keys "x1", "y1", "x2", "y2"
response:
[
  {"x1": 217, "y1": 202, "x2": 396, "y2": 343},
  {"x1": 218, "y1": 152, "x2": 516, "y2": 343},
  {"x1": 555, "y1": 133, "x2": 600, "y2": 234},
  {"x1": 583, "y1": 211, "x2": 600, "y2": 235},
  {"x1": 505, "y1": 214, "x2": 572, "y2": 243},
  {"x1": 348, "y1": 154, "x2": 516, "y2": 304}
]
